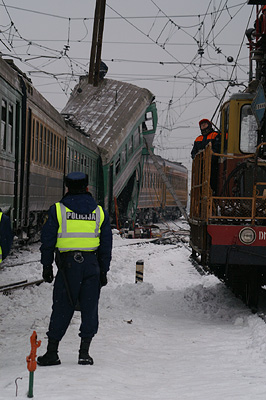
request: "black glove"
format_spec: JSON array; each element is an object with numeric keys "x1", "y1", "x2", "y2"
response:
[
  {"x1": 42, "y1": 265, "x2": 54, "y2": 283},
  {"x1": 100, "y1": 271, "x2": 107, "y2": 287}
]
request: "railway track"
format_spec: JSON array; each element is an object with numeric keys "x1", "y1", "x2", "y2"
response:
[
  {"x1": 0, "y1": 259, "x2": 41, "y2": 271},
  {"x1": 0, "y1": 279, "x2": 44, "y2": 295}
]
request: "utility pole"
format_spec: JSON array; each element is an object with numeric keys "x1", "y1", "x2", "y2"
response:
[{"x1": 88, "y1": 0, "x2": 106, "y2": 86}]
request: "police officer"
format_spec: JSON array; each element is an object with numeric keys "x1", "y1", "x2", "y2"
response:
[
  {"x1": 0, "y1": 208, "x2": 13, "y2": 263},
  {"x1": 191, "y1": 119, "x2": 221, "y2": 159},
  {"x1": 37, "y1": 172, "x2": 112, "y2": 366}
]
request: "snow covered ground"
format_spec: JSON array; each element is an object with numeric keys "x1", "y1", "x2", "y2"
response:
[{"x1": 1, "y1": 219, "x2": 266, "y2": 399}]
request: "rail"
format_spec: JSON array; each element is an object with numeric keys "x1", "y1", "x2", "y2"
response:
[{"x1": 0, "y1": 279, "x2": 44, "y2": 294}]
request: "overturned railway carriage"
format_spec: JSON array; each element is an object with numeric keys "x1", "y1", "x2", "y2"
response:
[
  {"x1": 137, "y1": 155, "x2": 188, "y2": 223},
  {"x1": 0, "y1": 56, "x2": 157, "y2": 235},
  {"x1": 61, "y1": 76, "x2": 157, "y2": 225}
]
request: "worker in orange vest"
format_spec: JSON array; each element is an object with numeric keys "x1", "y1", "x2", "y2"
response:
[{"x1": 191, "y1": 119, "x2": 221, "y2": 159}]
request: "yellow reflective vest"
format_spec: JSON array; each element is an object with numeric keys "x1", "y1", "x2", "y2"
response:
[
  {"x1": 0, "y1": 212, "x2": 2, "y2": 263},
  {"x1": 55, "y1": 202, "x2": 105, "y2": 252}
]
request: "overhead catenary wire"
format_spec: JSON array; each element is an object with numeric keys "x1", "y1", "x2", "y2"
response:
[
  {"x1": 211, "y1": 4, "x2": 254, "y2": 122},
  {"x1": 0, "y1": 2, "x2": 247, "y2": 20},
  {"x1": 0, "y1": 0, "x2": 251, "y2": 157}
]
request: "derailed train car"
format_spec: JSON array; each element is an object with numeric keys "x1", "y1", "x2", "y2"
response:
[
  {"x1": 137, "y1": 155, "x2": 188, "y2": 224},
  {"x1": 61, "y1": 75, "x2": 157, "y2": 225},
  {"x1": 0, "y1": 56, "x2": 157, "y2": 236}
]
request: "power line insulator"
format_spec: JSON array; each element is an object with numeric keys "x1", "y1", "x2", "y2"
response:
[{"x1": 198, "y1": 47, "x2": 204, "y2": 56}]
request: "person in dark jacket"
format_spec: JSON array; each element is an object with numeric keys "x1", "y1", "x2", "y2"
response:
[
  {"x1": 37, "y1": 172, "x2": 112, "y2": 367},
  {"x1": 0, "y1": 209, "x2": 13, "y2": 263},
  {"x1": 191, "y1": 119, "x2": 221, "y2": 193},
  {"x1": 191, "y1": 119, "x2": 221, "y2": 159}
]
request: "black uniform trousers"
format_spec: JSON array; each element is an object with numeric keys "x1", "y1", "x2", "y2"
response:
[{"x1": 47, "y1": 251, "x2": 101, "y2": 341}]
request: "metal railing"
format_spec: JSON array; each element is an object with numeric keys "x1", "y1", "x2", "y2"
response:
[{"x1": 190, "y1": 143, "x2": 266, "y2": 224}]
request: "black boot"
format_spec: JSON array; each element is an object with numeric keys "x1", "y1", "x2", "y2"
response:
[
  {"x1": 37, "y1": 338, "x2": 61, "y2": 366},
  {"x1": 78, "y1": 338, "x2": 93, "y2": 365}
]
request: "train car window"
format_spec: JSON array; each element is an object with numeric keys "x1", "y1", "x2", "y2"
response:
[
  {"x1": 75, "y1": 152, "x2": 78, "y2": 170},
  {"x1": 49, "y1": 132, "x2": 53, "y2": 167},
  {"x1": 92, "y1": 160, "x2": 95, "y2": 183},
  {"x1": 143, "y1": 111, "x2": 154, "y2": 131},
  {"x1": 134, "y1": 128, "x2": 140, "y2": 149},
  {"x1": 59, "y1": 137, "x2": 62, "y2": 170},
  {"x1": 74, "y1": 150, "x2": 77, "y2": 171},
  {"x1": 66, "y1": 146, "x2": 70, "y2": 172},
  {"x1": 89, "y1": 159, "x2": 92, "y2": 182},
  {"x1": 121, "y1": 145, "x2": 127, "y2": 166},
  {"x1": 80, "y1": 154, "x2": 84, "y2": 171},
  {"x1": 57, "y1": 137, "x2": 60, "y2": 169},
  {"x1": 239, "y1": 105, "x2": 258, "y2": 153},
  {"x1": 53, "y1": 134, "x2": 56, "y2": 168},
  {"x1": 128, "y1": 135, "x2": 133, "y2": 156},
  {"x1": 115, "y1": 156, "x2": 121, "y2": 175},
  {"x1": 58, "y1": 138, "x2": 60, "y2": 170},
  {"x1": 43, "y1": 128, "x2": 46, "y2": 165},
  {"x1": 1, "y1": 99, "x2": 7, "y2": 151},
  {"x1": 89, "y1": 158, "x2": 92, "y2": 182},
  {"x1": 59, "y1": 139, "x2": 62, "y2": 170},
  {"x1": 84, "y1": 155, "x2": 87, "y2": 176},
  {"x1": 54, "y1": 135, "x2": 58, "y2": 169},
  {"x1": 221, "y1": 105, "x2": 229, "y2": 152},
  {"x1": 39, "y1": 124, "x2": 43, "y2": 164},
  {"x1": 46, "y1": 130, "x2": 50, "y2": 166},
  {"x1": 35, "y1": 121, "x2": 39, "y2": 162},
  {"x1": 53, "y1": 133, "x2": 56, "y2": 168},
  {"x1": 31, "y1": 119, "x2": 35, "y2": 161},
  {"x1": 58, "y1": 138, "x2": 61, "y2": 169},
  {"x1": 62, "y1": 139, "x2": 65, "y2": 171},
  {"x1": 8, "y1": 104, "x2": 14, "y2": 154},
  {"x1": 70, "y1": 148, "x2": 73, "y2": 171}
]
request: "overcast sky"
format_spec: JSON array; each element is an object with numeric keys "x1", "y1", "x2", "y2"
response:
[{"x1": 0, "y1": 1, "x2": 255, "y2": 170}]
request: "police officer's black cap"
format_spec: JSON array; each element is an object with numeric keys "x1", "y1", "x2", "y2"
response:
[{"x1": 65, "y1": 172, "x2": 88, "y2": 193}]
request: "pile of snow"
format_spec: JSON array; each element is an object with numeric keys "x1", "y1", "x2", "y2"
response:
[{"x1": 1, "y1": 220, "x2": 266, "y2": 399}]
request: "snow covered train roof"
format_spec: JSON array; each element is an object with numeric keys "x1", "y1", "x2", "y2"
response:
[{"x1": 61, "y1": 76, "x2": 155, "y2": 165}]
